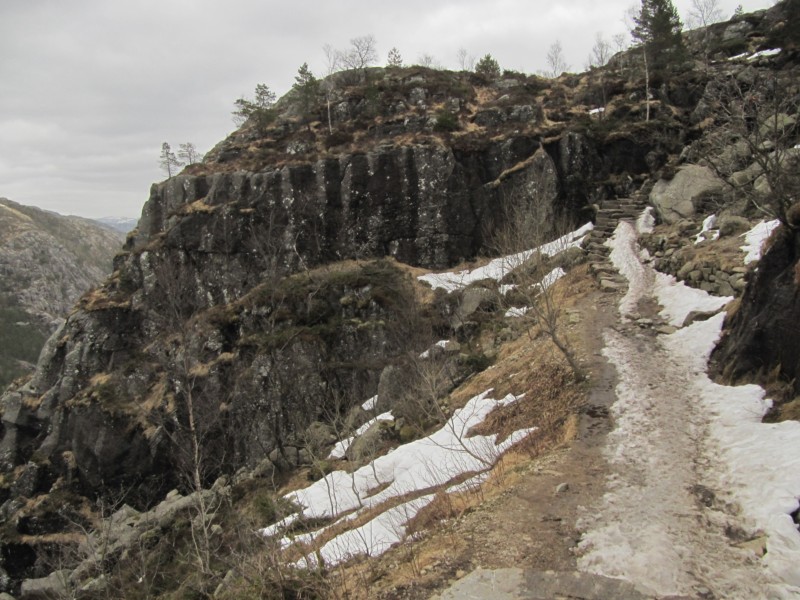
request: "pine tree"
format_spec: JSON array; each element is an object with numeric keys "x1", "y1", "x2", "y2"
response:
[
  {"x1": 475, "y1": 54, "x2": 501, "y2": 79},
  {"x1": 292, "y1": 63, "x2": 320, "y2": 131},
  {"x1": 232, "y1": 84, "x2": 277, "y2": 134},
  {"x1": 159, "y1": 142, "x2": 183, "y2": 178},
  {"x1": 387, "y1": 47, "x2": 403, "y2": 68},
  {"x1": 632, "y1": 0, "x2": 685, "y2": 71}
]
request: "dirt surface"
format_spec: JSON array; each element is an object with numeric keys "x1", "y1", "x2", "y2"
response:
[
  {"x1": 371, "y1": 286, "x2": 620, "y2": 599},
  {"x1": 449, "y1": 288, "x2": 619, "y2": 574}
]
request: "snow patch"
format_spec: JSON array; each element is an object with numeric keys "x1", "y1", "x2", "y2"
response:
[
  {"x1": 419, "y1": 340, "x2": 450, "y2": 359},
  {"x1": 729, "y1": 48, "x2": 781, "y2": 61},
  {"x1": 361, "y1": 395, "x2": 378, "y2": 411},
  {"x1": 418, "y1": 223, "x2": 592, "y2": 292},
  {"x1": 636, "y1": 207, "x2": 655, "y2": 234},
  {"x1": 741, "y1": 219, "x2": 780, "y2": 264},
  {"x1": 297, "y1": 494, "x2": 436, "y2": 568},
  {"x1": 267, "y1": 390, "x2": 537, "y2": 566},
  {"x1": 606, "y1": 221, "x2": 652, "y2": 318},
  {"x1": 505, "y1": 306, "x2": 530, "y2": 318},
  {"x1": 653, "y1": 271, "x2": 731, "y2": 327},
  {"x1": 694, "y1": 214, "x2": 719, "y2": 244},
  {"x1": 748, "y1": 48, "x2": 781, "y2": 60}
]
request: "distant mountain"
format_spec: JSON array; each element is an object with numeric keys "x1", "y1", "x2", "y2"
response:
[
  {"x1": 95, "y1": 216, "x2": 139, "y2": 233},
  {"x1": 0, "y1": 198, "x2": 124, "y2": 389}
]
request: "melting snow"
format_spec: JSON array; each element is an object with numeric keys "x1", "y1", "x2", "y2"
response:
[
  {"x1": 360, "y1": 395, "x2": 378, "y2": 411},
  {"x1": 607, "y1": 221, "x2": 730, "y2": 324},
  {"x1": 694, "y1": 214, "x2": 719, "y2": 244},
  {"x1": 581, "y1": 219, "x2": 800, "y2": 597},
  {"x1": 419, "y1": 340, "x2": 451, "y2": 359},
  {"x1": 636, "y1": 207, "x2": 655, "y2": 234},
  {"x1": 729, "y1": 48, "x2": 781, "y2": 61},
  {"x1": 505, "y1": 306, "x2": 530, "y2": 318},
  {"x1": 741, "y1": 219, "x2": 780, "y2": 264},
  {"x1": 748, "y1": 48, "x2": 781, "y2": 60},
  {"x1": 266, "y1": 390, "x2": 537, "y2": 566},
  {"x1": 418, "y1": 223, "x2": 593, "y2": 292}
]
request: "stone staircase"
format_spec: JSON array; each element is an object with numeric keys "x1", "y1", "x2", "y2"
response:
[{"x1": 583, "y1": 196, "x2": 649, "y2": 291}]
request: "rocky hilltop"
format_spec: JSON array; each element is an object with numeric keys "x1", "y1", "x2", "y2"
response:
[
  {"x1": 0, "y1": 199, "x2": 124, "y2": 390},
  {"x1": 0, "y1": 2, "x2": 799, "y2": 597}
]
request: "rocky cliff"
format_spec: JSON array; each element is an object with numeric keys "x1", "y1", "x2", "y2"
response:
[
  {"x1": 0, "y1": 59, "x2": 683, "y2": 510},
  {"x1": 0, "y1": 199, "x2": 124, "y2": 390},
  {"x1": 1, "y1": 2, "x2": 798, "y2": 594}
]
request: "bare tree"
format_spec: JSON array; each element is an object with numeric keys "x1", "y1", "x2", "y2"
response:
[
  {"x1": 587, "y1": 33, "x2": 612, "y2": 114},
  {"x1": 490, "y1": 151, "x2": 584, "y2": 380},
  {"x1": 589, "y1": 32, "x2": 612, "y2": 68},
  {"x1": 141, "y1": 253, "x2": 233, "y2": 577},
  {"x1": 613, "y1": 32, "x2": 628, "y2": 54},
  {"x1": 339, "y1": 35, "x2": 378, "y2": 72},
  {"x1": 456, "y1": 47, "x2": 476, "y2": 71},
  {"x1": 177, "y1": 142, "x2": 203, "y2": 165},
  {"x1": 695, "y1": 71, "x2": 800, "y2": 227},
  {"x1": 322, "y1": 44, "x2": 340, "y2": 134},
  {"x1": 416, "y1": 53, "x2": 439, "y2": 69},
  {"x1": 544, "y1": 40, "x2": 570, "y2": 78},
  {"x1": 686, "y1": 0, "x2": 723, "y2": 67},
  {"x1": 686, "y1": 0, "x2": 723, "y2": 29}
]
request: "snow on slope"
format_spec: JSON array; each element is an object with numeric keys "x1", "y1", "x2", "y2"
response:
[
  {"x1": 417, "y1": 223, "x2": 593, "y2": 292},
  {"x1": 263, "y1": 390, "x2": 537, "y2": 567},
  {"x1": 742, "y1": 219, "x2": 781, "y2": 264}
]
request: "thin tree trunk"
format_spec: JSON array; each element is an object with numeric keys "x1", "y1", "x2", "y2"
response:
[{"x1": 643, "y1": 47, "x2": 650, "y2": 122}]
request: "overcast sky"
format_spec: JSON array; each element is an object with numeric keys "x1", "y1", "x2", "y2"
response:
[{"x1": 0, "y1": 0, "x2": 773, "y2": 219}]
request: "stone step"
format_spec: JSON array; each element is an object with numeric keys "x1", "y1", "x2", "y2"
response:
[
  {"x1": 586, "y1": 244, "x2": 609, "y2": 255},
  {"x1": 589, "y1": 262, "x2": 617, "y2": 276}
]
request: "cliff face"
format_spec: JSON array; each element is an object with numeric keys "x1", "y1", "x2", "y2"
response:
[
  {"x1": 712, "y1": 226, "x2": 800, "y2": 404},
  {"x1": 0, "y1": 198, "x2": 124, "y2": 390},
  {"x1": 0, "y1": 55, "x2": 697, "y2": 511}
]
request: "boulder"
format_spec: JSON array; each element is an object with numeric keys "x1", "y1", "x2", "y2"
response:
[
  {"x1": 376, "y1": 365, "x2": 406, "y2": 413},
  {"x1": 453, "y1": 287, "x2": 498, "y2": 326},
  {"x1": 718, "y1": 215, "x2": 750, "y2": 237},
  {"x1": 650, "y1": 165, "x2": 726, "y2": 224},
  {"x1": 345, "y1": 421, "x2": 388, "y2": 462},
  {"x1": 20, "y1": 570, "x2": 70, "y2": 600}
]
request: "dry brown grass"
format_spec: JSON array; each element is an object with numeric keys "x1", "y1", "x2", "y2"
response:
[
  {"x1": 184, "y1": 199, "x2": 216, "y2": 214},
  {"x1": 79, "y1": 287, "x2": 131, "y2": 312}
]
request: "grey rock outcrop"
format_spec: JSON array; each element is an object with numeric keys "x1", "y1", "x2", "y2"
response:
[
  {"x1": 650, "y1": 165, "x2": 726, "y2": 224},
  {"x1": 713, "y1": 225, "x2": 800, "y2": 397},
  {"x1": 19, "y1": 570, "x2": 69, "y2": 600}
]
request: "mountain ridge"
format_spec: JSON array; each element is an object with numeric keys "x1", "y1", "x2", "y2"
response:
[{"x1": 0, "y1": 197, "x2": 124, "y2": 390}]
